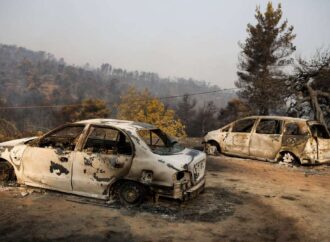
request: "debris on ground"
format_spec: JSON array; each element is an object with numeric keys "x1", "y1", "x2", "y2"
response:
[{"x1": 20, "y1": 191, "x2": 29, "y2": 197}]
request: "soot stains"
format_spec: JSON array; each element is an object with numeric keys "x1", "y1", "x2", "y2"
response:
[
  {"x1": 157, "y1": 159, "x2": 165, "y2": 164},
  {"x1": 93, "y1": 173, "x2": 111, "y2": 182},
  {"x1": 49, "y1": 161, "x2": 69, "y2": 176},
  {"x1": 167, "y1": 163, "x2": 180, "y2": 171},
  {"x1": 54, "y1": 148, "x2": 70, "y2": 156},
  {"x1": 84, "y1": 157, "x2": 94, "y2": 167},
  {"x1": 59, "y1": 157, "x2": 68, "y2": 163},
  {"x1": 186, "y1": 150, "x2": 200, "y2": 164}
]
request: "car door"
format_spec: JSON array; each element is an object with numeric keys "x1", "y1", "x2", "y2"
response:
[
  {"x1": 22, "y1": 124, "x2": 86, "y2": 191},
  {"x1": 224, "y1": 118, "x2": 256, "y2": 156},
  {"x1": 249, "y1": 119, "x2": 283, "y2": 159},
  {"x1": 309, "y1": 124, "x2": 330, "y2": 161},
  {"x1": 72, "y1": 125, "x2": 134, "y2": 196},
  {"x1": 282, "y1": 121, "x2": 310, "y2": 155}
]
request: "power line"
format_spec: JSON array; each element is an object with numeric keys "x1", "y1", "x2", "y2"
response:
[
  {"x1": 0, "y1": 104, "x2": 82, "y2": 110},
  {"x1": 0, "y1": 87, "x2": 239, "y2": 110},
  {"x1": 143, "y1": 87, "x2": 238, "y2": 101}
]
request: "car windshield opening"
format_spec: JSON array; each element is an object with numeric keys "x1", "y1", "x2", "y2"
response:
[{"x1": 137, "y1": 129, "x2": 184, "y2": 155}]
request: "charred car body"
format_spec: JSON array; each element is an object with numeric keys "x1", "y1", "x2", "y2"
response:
[
  {"x1": 0, "y1": 119, "x2": 206, "y2": 205},
  {"x1": 204, "y1": 116, "x2": 330, "y2": 165}
]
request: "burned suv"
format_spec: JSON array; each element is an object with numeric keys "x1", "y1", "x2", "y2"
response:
[
  {"x1": 0, "y1": 119, "x2": 206, "y2": 205},
  {"x1": 204, "y1": 116, "x2": 330, "y2": 165}
]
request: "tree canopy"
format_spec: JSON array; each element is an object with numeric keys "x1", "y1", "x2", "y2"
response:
[
  {"x1": 117, "y1": 87, "x2": 186, "y2": 137},
  {"x1": 236, "y1": 2, "x2": 296, "y2": 115}
]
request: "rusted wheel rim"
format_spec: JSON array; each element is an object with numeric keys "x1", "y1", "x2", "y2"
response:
[
  {"x1": 283, "y1": 153, "x2": 294, "y2": 163},
  {"x1": 123, "y1": 186, "x2": 140, "y2": 203}
]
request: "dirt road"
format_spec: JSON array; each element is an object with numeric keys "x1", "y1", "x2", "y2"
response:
[{"x1": 1, "y1": 155, "x2": 330, "y2": 242}]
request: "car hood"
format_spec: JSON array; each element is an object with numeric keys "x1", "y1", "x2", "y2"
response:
[
  {"x1": 0, "y1": 137, "x2": 37, "y2": 147},
  {"x1": 159, "y1": 148, "x2": 206, "y2": 171}
]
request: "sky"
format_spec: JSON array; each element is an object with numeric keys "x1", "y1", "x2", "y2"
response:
[{"x1": 0, "y1": 0, "x2": 329, "y2": 88}]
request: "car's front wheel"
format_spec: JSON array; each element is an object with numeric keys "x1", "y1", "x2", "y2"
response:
[
  {"x1": 118, "y1": 181, "x2": 145, "y2": 207},
  {"x1": 204, "y1": 142, "x2": 220, "y2": 156},
  {"x1": 0, "y1": 161, "x2": 15, "y2": 182}
]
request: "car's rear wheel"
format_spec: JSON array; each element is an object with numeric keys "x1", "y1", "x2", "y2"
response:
[
  {"x1": 280, "y1": 152, "x2": 300, "y2": 166},
  {"x1": 118, "y1": 181, "x2": 145, "y2": 207}
]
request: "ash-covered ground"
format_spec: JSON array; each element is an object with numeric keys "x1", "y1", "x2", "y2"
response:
[{"x1": 1, "y1": 153, "x2": 330, "y2": 241}]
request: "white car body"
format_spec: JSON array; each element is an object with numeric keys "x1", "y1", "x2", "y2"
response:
[{"x1": 0, "y1": 119, "x2": 206, "y2": 201}]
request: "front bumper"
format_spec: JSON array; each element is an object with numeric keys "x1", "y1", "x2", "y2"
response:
[
  {"x1": 151, "y1": 176, "x2": 206, "y2": 201},
  {"x1": 173, "y1": 176, "x2": 206, "y2": 200},
  {"x1": 182, "y1": 177, "x2": 205, "y2": 201}
]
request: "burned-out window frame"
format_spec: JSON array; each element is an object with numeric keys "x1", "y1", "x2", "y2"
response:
[
  {"x1": 37, "y1": 124, "x2": 86, "y2": 151},
  {"x1": 232, "y1": 119, "x2": 256, "y2": 133},
  {"x1": 137, "y1": 128, "x2": 185, "y2": 155},
  {"x1": 81, "y1": 124, "x2": 134, "y2": 155},
  {"x1": 309, "y1": 124, "x2": 330, "y2": 139},
  {"x1": 256, "y1": 119, "x2": 283, "y2": 135},
  {"x1": 137, "y1": 129, "x2": 169, "y2": 148},
  {"x1": 284, "y1": 122, "x2": 308, "y2": 136},
  {"x1": 221, "y1": 124, "x2": 231, "y2": 132}
]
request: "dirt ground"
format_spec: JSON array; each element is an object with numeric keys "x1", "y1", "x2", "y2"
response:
[{"x1": 1, "y1": 154, "x2": 330, "y2": 242}]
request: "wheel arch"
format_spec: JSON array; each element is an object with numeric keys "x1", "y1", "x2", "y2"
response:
[
  {"x1": 205, "y1": 139, "x2": 221, "y2": 153},
  {"x1": 0, "y1": 158, "x2": 16, "y2": 181},
  {"x1": 108, "y1": 178, "x2": 147, "y2": 197},
  {"x1": 276, "y1": 150, "x2": 301, "y2": 164}
]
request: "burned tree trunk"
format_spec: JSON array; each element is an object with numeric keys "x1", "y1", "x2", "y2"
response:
[{"x1": 306, "y1": 79, "x2": 327, "y2": 128}]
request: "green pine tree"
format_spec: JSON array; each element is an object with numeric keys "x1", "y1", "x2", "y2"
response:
[{"x1": 236, "y1": 2, "x2": 296, "y2": 114}]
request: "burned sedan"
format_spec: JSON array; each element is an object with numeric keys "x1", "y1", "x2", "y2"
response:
[
  {"x1": 204, "y1": 116, "x2": 330, "y2": 165},
  {"x1": 0, "y1": 119, "x2": 206, "y2": 205}
]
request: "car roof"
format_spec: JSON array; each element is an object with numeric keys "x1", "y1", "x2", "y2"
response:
[
  {"x1": 75, "y1": 119, "x2": 156, "y2": 130},
  {"x1": 240, "y1": 115, "x2": 310, "y2": 122}
]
